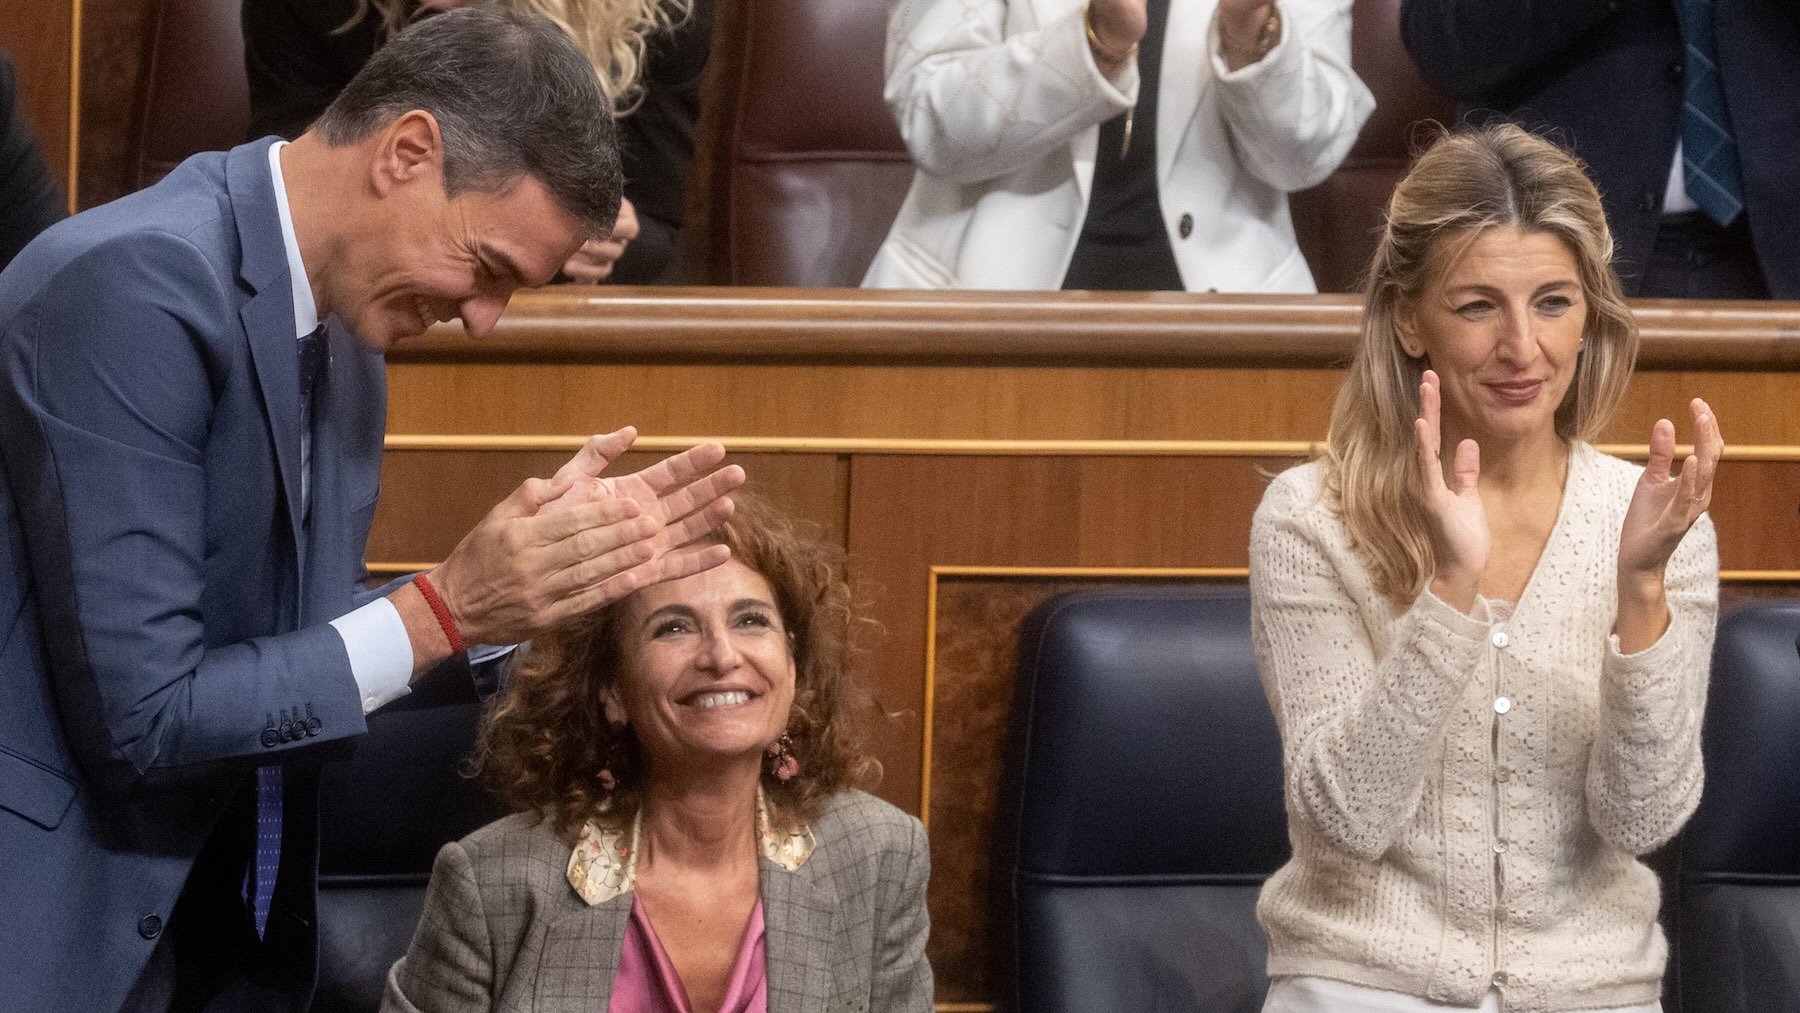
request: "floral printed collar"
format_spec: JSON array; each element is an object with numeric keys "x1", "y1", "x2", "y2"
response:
[{"x1": 566, "y1": 788, "x2": 817, "y2": 906}]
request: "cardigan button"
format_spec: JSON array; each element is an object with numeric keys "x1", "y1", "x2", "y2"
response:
[
  {"x1": 1493, "y1": 696, "x2": 1513, "y2": 715},
  {"x1": 1491, "y1": 970, "x2": 1510, "y2": 988},
  {"x1": 1490, "y1": 628, "x2": 1510, "y2": 648}
]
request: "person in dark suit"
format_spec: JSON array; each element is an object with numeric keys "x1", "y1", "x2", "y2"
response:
[
  {"x1": 0, "y1": 9, "x2": 741, "y2": 1011},
  {"x1": 383, "y1": 495, "x2": 933, "y2": 1012},
  {"x1": 0, "y1": 50, "x2": 66, "y2": 271},
  {"x1": 1400, "y1": 0, "x2": 1800, "y2": 300}
]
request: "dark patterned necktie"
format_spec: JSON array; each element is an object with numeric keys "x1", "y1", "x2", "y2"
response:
[
  {"x1": 250, "y1": 764, "x2": 282, "y2": 937},
  {"x1": 1677, "y1": 0, "x2": 1745, "y2": 225},
  {"x1": 297, "y1": 323, "x2": 326, "y2": 428},
  {"x1": 248, "y1": 324, "x2": 326, "y2": 938}
]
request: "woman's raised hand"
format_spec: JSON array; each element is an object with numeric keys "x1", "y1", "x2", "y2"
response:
[
  {"x1": 1618, "y1": 399, "x2": 1723, "y2": 581},
  {"x1": 1416, "y1": 370, "x2": 1489, "y2": 610}
]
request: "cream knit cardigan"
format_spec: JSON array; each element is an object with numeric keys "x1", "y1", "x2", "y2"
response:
[{"x1": 1248, "y1": 444, "x2": 1718, "y2": 1013}]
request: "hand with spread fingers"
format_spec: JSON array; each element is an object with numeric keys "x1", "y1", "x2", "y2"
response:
[
  {"x1": 1618, "y1": 399, "x2": 1723, "y2": 580},
  {"x1": 1614, "y1": 399, "x2": 1723, "y2": 651},
  {"x1": 541, "y1": 426, "x2": 746, "y2": 581},
  {"x1": 413, "y1": 428, "x2": 744, "y2": 662},
  {"x1": 1414, "y1": 369, "x2": 1490, "y2": 611}
]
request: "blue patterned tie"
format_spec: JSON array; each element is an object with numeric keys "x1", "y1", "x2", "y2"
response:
[
  {"x1": 248, "y1": 326, "x2": 325, "y2": 938},
  {"x1": 1677, "y1": 0, "x2": 1745, "y2": 226},
  {"x1": 250, "y1": 764, "x2": 283, "y2": 937},
  {"x1": 297, "y1": 324, "x2": 326, "y2": 430}
]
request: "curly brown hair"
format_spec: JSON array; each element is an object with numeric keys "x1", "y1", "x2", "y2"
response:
[{"x1": 472, "y1": 491, "x2": 879, "y2": 832}]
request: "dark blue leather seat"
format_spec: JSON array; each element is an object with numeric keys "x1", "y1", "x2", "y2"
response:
[
  {"x1": 995, "y1": 588, "x2": 1286, "y2": 1013},
  {"x1": 313, "y1": 699, "x2": 503, "y2": 1013},
  {"x1": 1665, "y1": 598, "x2": 1800, "y2": 1013}
]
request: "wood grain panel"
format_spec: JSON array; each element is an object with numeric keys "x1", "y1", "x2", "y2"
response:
[
  {"x1": 1, "y1": 0, "x2": 76, "y2": 196},
  {"x1": 386, "y1": 361, "x2": 1800, "y2": 447},
  {"x1": 367, "y1": 450, "x2": 849, "y2": 566},
  {"x1": 74, "y1": 0, "x2": 153, "y2": 209},
  {"x1": 925, "y1": 576, "x2": 1090, "y2": 1005},
  {"x1": 385, "y1": 363, "x2": 1349, "y2": 442},
  {"x1": 845, "y1": 456, "x2": 1298, "y2": 816}
]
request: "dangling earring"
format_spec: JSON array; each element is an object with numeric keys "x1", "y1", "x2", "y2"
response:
[
  {"x1": 765, "y1": 733, "x2": 800, "y2": 782},
  {"x1": 596, "y1": 723, "x2": 630, "y2": 792}
]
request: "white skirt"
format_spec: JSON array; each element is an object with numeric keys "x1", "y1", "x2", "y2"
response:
[{"x1": 1264, "y1": 976, "x2": 1662, "y2": 1013}]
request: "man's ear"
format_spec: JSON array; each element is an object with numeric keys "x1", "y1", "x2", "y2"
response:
[{"x1": 369, "y1": 110, "x2": 444, "y2": 197}]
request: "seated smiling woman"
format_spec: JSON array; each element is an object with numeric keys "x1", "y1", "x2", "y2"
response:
[
  {"x1": 1249, "y1": 124, "x2": 1722, "y2": 1013},
  {"x1": 382, "y1": 495, "x2": 932, "y2": 1013}
]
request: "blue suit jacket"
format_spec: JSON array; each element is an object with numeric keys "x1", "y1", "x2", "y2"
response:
[
  {"x1": 1400, "y1": 0, "x2": 1800, "y2": 299},
  {"x1": 0, "y1": 139, "x2": 392, "y2": 1009}
]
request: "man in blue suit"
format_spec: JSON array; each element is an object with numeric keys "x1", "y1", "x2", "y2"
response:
[
  {"x1": 0, "y1": 9, "x2": 741, "y2": 1010},
  {"x1": 1402, "y1": 0, "x2": 1799, "y2": 300}
]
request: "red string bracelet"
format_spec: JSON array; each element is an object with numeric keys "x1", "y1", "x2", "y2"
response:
[{"x1": 412, "y1": 573, "x2": 467, "y2": 656}]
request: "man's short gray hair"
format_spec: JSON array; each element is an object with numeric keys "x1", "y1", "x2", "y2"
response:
[{"x1": 314, "y1": 6, "x2": 622, "y2": 236}]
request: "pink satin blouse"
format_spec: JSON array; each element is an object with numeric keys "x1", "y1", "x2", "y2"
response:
[{"x1": 609, "y1": 895, "x2": 767, "y2": 1013}]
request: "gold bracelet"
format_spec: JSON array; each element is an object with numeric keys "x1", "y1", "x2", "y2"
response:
[{"x1": 1083, "y1": 4, "x2": 1139, "y2": 66}]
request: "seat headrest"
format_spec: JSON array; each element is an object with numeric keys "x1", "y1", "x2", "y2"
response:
[
  {"x1": 1003, "y1": 588, "x2": 1288, "y2": 879},
  {"x1": 1683, "y1": 599, "x2": 1800, "y2": 877}
]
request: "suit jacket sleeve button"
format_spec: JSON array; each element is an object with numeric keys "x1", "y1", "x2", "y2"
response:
[
  {"x1": 1177, "y1": 213, "x2": 1194, "y2": 239},
  {"x1": 137, "y1": 914, "x2": 162, "y2": 940},
  {"x1": 260, "y1": 728, "x2": 279, "y2": 748}
]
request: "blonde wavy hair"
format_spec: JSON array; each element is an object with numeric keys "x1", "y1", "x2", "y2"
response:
[
  {"x1": 472, "y1": 492, "x2": 881, "y2": 833},
  {"x1": 1324, "y1": 123, "x2": 1639, "y2": 603},
  {"x1": 342, "y1": 0, "x2": 692, "y2": 112}
]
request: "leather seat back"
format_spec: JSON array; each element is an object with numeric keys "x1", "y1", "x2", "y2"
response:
[
  {"x1": 312, "y1": 701, "x2": 504, "y2": 1013},
  {"x1": 697, "y1": 0, "x2": 910, "y2": 286},
  {"x1": 1665, "y1": 599, "x2": 1800, "y2": 1012},
  {"x1": 994, "y1": 588, "x2": 1287, "y2": 1012},
  {"x1": 1288, "y1": 0, "x2": 1455, "y2": 293},
  {"x1": 135, "y1": 0, "x2": 250, "y2": 191}
]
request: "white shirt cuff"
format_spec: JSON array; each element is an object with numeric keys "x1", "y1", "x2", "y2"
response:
[{"x1": 331, "y1": 597, "x2": 414, "y2": 714}]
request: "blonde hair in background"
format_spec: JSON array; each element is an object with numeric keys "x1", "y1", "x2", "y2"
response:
[
  {"x1": 1324, "y1": 123, "x2": 1639, "y2": 603},
  {"x1": 342, "y1": 0, "x2": 692, "y2": 113}
]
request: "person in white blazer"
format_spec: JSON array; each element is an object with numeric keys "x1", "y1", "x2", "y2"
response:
[{"x1": 863, "y1": 0, "x2": 1374, "y2": 292}]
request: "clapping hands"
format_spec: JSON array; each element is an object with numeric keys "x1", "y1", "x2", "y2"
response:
[{"x1": 427, "y1": 428, "x2": 744, "y2": 647}]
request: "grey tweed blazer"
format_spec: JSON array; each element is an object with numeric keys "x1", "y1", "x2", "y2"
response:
[{"x1": 381, "y1": 789, "x2": 932, "y2": 1013}]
